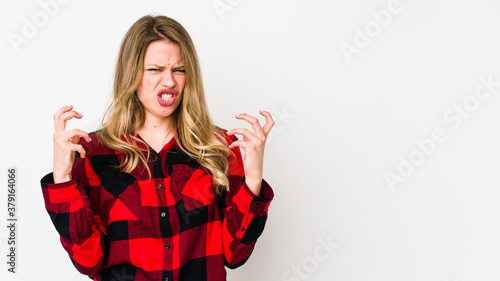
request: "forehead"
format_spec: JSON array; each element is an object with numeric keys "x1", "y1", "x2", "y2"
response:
[{"x1": 144, "y1": 40, "x2": 183, "y2": 65}]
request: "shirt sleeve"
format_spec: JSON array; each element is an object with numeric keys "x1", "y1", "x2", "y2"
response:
[
  {"x1": 40, "y1": 136, "x2": 108, "y2": 277},
  {"x1": 219, "y1": 133, "x2": 274, "y2": 269}
]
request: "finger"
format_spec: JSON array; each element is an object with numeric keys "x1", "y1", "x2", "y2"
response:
[
  {"x1": 61, "y1": 111, "x2": 83, "y2": 132},
  {"x1": 68, "y1": 128, "x2": 91, "y2": 144},
  {"x1": 54, "y1": 105, "x2": 73, "y2": 116},
  {"x1": 59, "y1": 128, "x2": 91, "y2": 144},
  {"x1": 228, "y1": 139, "x2": 247, "y2": 150},
  {"x1": 259, "y1": 110, "x2": 275, "y2": 137},
  {"x1": 68, "y1": 143, "x2": 87, "y2": 158},
  {"x1": 227, "y1": 128, "x2": 259, "y2": 144},
  {"x1": 232, "y1": 113, "x2": 265, "y2": 139},
  {"x1": 53, "y1": 105, "x2": 73, "y2": 131},
  {"x1": 54, "y1": 109, "x2": 83, "y2": 133},
  {"x1": 54, "y1": 106, "x2": 83, "y2": 132}
]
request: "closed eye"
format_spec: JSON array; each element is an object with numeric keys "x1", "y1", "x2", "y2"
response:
[{"x1": 147, "y1": 68, "x2": 161, "y2": 72}]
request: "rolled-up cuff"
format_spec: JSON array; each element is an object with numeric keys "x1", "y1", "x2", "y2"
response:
[
  {"x1": 40, "y1": 172, "x2": 80, "y2": 203},
  {"x1": 234, "y1": 178, "x2": 274, "y2": 214}
]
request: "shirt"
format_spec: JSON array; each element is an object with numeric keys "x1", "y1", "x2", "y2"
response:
[{"x1": 40, "y1": 128, "x2": 274, "y2": 281}]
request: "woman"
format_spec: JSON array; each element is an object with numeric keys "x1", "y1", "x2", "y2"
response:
[{"x1": 40, "y1": 15, "x2": 274, "y2": 281}]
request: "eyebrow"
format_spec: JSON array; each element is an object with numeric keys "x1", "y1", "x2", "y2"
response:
[{"x1": 145, "y1": 64, "x2": 185, "y2": 68}]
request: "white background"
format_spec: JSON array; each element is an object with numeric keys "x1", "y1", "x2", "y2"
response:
[{"x1": 1, "y1": 0, "x2": 500, "y2": 280}]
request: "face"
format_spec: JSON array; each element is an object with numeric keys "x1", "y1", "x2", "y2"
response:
[{"x1": 137, "y1": 40, "x2": 186, "y2": 124}]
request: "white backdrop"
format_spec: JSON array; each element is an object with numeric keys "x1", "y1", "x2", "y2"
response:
[{"x1": 1, "y1": 0, "x2": 500, "y2": 280}]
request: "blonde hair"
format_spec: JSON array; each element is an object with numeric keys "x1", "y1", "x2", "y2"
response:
[{"x1": 99, "y1": 14, "x2": 233, "y2": 194}]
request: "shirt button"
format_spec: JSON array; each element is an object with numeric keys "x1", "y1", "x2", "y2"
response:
[
  {"x1": 241, "y1": 227, "x2": 245, "y2": 232},
  {"x1": 251, "y1": 202, "x2": 256, "y2": 206},
  {"x1": 161, "y1": 212, "x2": 166, "y2": 217},
  {"x1": 164, "y1": 278, "x2": 169, "y2": 281},
  {"x1": 166, "y1": 243, "x2": 171, "y2": 249},
  {"x1": 157, "y1": 184, "x2": 163, "y2": 189}
]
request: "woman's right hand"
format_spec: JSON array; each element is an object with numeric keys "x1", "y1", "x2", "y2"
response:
[{"x1": 52, "y1": 106, "x2": 92, "y2": 183}]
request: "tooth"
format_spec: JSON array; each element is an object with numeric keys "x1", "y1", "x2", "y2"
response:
[{"x1": 161, "y1": 94, "x2": 172, "y2": 100}]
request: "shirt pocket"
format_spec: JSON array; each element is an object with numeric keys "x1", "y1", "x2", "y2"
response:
[
  {"x1": 98, "y1": 168, "x2": 142, "y2": 224},
  {"x1": 171, "y1": 164, "x2": 216, "y2": 212}
]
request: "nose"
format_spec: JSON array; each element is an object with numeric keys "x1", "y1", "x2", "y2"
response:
[{"x1": 161, "y1": 70, "x2": 175, "y2": 88}]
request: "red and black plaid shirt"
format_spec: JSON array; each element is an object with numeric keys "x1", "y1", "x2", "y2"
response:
[{"x1": 40, "y1": 128, "x2": 273, "y2": 281}]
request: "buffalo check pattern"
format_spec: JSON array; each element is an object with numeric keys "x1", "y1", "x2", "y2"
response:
[{"x1": 40, "y1": 128, "x2": 273, "y2": 281}]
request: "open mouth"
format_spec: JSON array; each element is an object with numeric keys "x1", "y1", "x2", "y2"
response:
[
  {"x1": 157, "y1": 89, "x2": 178, "y2": 106},
  {"x1": 160, "y1": 93, "x2": 174, "y2": 101}
]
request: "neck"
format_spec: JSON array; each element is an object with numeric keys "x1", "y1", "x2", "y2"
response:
[{"x1": 137, "y1": 115, "x2": 175, "y2": 136}]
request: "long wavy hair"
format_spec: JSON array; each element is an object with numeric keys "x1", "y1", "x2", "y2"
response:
[{"x1": 99, "y1": 15, "x2": 233, "y2": 194}]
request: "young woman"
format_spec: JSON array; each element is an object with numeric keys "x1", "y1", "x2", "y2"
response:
[{"x1": 40, "y1": 15, "x2": 274, "y2": 281}]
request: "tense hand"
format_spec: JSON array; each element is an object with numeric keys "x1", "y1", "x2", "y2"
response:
[
  {"x1": 227, "y1": 110, "x2": 275, "y2": 196},
  {"x1": 52, "y1": 105, "x2": 91, "y2": 183}
]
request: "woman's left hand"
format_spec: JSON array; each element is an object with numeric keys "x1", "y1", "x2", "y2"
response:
[{"x1": 227, "y1": 110, "x2": 275, "y2": 196}]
